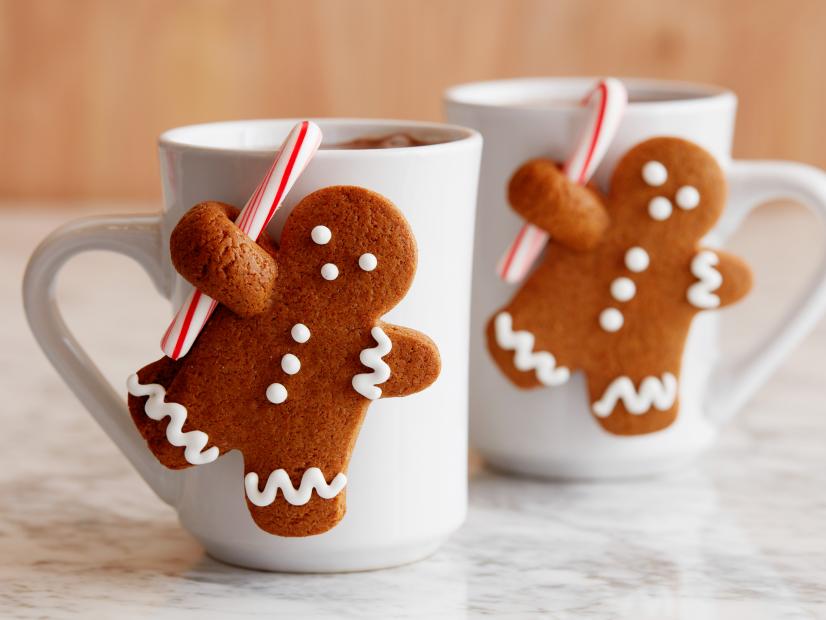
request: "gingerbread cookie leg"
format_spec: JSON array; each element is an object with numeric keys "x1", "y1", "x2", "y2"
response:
[
  {"x1": 586, "y1": 369, "x2": 680, "y2": 435},
  {"x1": 127, "y1": 356, "x2": 206, "y2": 470},
  {"x1": 486, "y1": 309, "x2": 573, "y2": 390},
  {"x1": 244, "y1": 464, "x2": 349, "y2": 537}
]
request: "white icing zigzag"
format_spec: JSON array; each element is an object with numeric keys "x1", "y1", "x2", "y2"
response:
[
  {"x1": 687, "y1": 250, "x2": 722, "y2": 309},
  {"x1": 352, "y1": 326, "x2": 392, "y2": 400},
  {"x1": 494, "y1": 312, "x2": 570, "y2": 386},
  {"x1": 245, "y1": 468, "x2": 348, "y2": 506},
  {"x1": 126, "y1": 374, "x2": 219, "y2": 465},
  {"x1": 592, "y1": 373, "x2": 678, "y2": 418}
]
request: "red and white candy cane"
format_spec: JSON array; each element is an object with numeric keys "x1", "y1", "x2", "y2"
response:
[
  {"x1": 161, "y1": 120, "x2": 323, "y2": 360},
  {"x1": 497, "y1": 78, "x2": 628, "y2": 284}
]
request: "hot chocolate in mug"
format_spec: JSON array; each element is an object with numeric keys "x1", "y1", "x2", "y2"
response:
[
  {"x1": 24, "y1": 119, "x2": 482, "y2": 572},
  {"x1": 445, "y1": 78, "x2": 826, "y2": 479}
]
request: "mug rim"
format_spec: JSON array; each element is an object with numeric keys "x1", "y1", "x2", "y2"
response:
[
  {"x1": 443, "y1": 77, "x2": 737, "y2": 113},
  {"x1": 159, "y1": 117, "x2": 482, "y2": 157}
]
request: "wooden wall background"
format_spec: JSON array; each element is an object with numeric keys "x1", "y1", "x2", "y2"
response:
[{"x1": 2, "y1": 0, "x2": 826, "y2": 201}]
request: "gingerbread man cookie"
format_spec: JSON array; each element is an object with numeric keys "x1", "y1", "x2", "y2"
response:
[
  {"x1": 128, "y1": 186, "x2": 440, "y2": 537},
  {"x1": 487, "y1": 137, "x2": 752, "y2": 435}
]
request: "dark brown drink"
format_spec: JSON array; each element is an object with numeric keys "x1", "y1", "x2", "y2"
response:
[{"x1": 325, "y1": 132, "x2": 436, "y2": 149}]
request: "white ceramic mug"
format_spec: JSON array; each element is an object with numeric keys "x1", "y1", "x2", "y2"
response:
[
  {"x1": 24, "y1": 118, "x2": 482, "y2": 572},
  {"x1": 445, "y1": 77, "x2": 826, "y2": 479}
]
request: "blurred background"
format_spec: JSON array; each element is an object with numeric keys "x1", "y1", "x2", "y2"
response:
[{"x1": 3, "y1": 0, "x2": 826, "y2": 202}]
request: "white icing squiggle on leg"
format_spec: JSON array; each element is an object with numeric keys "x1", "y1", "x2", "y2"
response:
[
  {"x1": 687, "y1": 250, "x2": 722, "y2": 309},
  {"x1": 592, "y1": 373, "x2": 678, "y2": 417},
  {"x1": 494, "y1": 312, "x2": 570, "y2": 386},
  {"x1": 352, "y1": 326, "x2": 392, "y2": 400},
  {"x1": 245, "y1": 468, "x2": 348, "y2": 506},
  {"x1": 127, "y1": 374, "x2": 219, "y2": 465}
]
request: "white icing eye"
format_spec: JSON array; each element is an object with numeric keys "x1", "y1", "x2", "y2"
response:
[
  {"x1": 624, "y1": 247, "x2": 650, "y2": 273},
  {"x1": 358, "y1": 253, "x2": 377, "y2": 271},
  {"x1": 610, "y1": 277, "x2": 636, "y2": 302},
  {"x1": 266, "y1": 383, "x2": 287, "y2": 404},
  {"x1": 599, "y1": 308, "x2": 624, "y2": 332},
  {"x1": 676, "y1": 185, "x2": 700, "y2": 210},
  {"x1": 648, "y1": 196, "x2": 673, "y2": 221},
  {"x1": 281, "y1": 354, "x2": 301, "y2": 375},
  {"x1": 642, "y1": 161, "x2": 668, "y2": 187},
  {"x1": 291, "y1": 323, "x2": 310, "y2": 343},
  {"x1": 311, "y1": 225, "x2": 332, "y2": 245},
  {"x1": 320, "y1": 263, "x2": 339, "y2": 280}
]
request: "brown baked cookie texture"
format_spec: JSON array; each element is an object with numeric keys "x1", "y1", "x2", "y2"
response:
[
  {"x1": 487, "y1": 137, "x2": 752, "y2": 436},
  {"x1": 127, "y1": 185, "x2": 440, "y2": 537}
]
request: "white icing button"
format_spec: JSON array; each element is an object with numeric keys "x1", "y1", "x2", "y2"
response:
[
  {"x1": 642, "y1": 161, "x2": 668, "y2": 187},
  {"x1": 648, "y1": 196, "x2": 673, "y2": 221},
  {"x1": 358, "y1": 253, "x2": 377, "y2": 271},
  {"x1": 625, "y1": 247, "x2": 650, "y2": 273},
  {"x1": 291, "y1": 323, "x2": 311, "y2": 343},
  {"x1": 266, "y1": 383, "x2": 287, "y2": 404},
  {"x1": 610, "y1": 277, "x2": 636, "y2": 302},
  {"x1": 281, "y1": 354, "x2": 301, "y2": 375},
  {"x1": 311, "y1": 225, "x2": 331, "y2": 245},
  {"x1": 599, "y1": 308, "x2": 624, "y2": 332},
  {"x1": 676, "y1": 185, "x2": 700, "y2": 210},
  {"x1": 320, "y1": 263, "x2": 339, "y2": 280}
]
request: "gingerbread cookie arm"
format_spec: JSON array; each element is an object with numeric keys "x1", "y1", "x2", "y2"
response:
[
  {"x1": 170, "y1": 201, "x2": 278, "y2": 318},
  {"x1": 687, "y1": 248, "x2": 753, "y2": 310},
  {"x1": 508, "y1": 159, "x2": 610, "y2": 251},
  {"x1": 371, "y1": 324, "x2": 440, "y2": 399},
  {"x1": 711, "y1": 250, "x2": 753, "y2": 307}
]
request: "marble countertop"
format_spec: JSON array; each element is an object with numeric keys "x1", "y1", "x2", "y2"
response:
[{"x1": 2, "y1": 205, "x2": 825, "y2": 619}]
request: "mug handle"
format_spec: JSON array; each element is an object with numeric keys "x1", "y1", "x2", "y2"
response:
[
  {"x1": 23, "y1": 212, "x2": 183, "y2": 505},
  {"x1": 706, "y1": 160, "x2": 826, "y2": 424}
]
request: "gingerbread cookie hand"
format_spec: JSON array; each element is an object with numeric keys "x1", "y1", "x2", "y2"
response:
[
  {"x1": 687, "y1": 248, "x2": 753, "y2": 309},
  {"x1": 508, "y1": 159, "x2": 609, "y2": 251},
  {"x1": 170, "y1": 201, "x2": 278, "y2": 318},
  {"x1": 359, "y1": 324, "x2": 441, "y2": 399}
]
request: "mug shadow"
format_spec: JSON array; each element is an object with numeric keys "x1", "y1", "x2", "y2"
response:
[
  {"x1": 6, "y1": 461, "x2": 792, "y2": 617},
  {"x1": 465, "y1": 461, "x2": 801, "y2": 617},
  {"x1": 3, "y1": 466, "x2": 471, "y2": 617},
  {"x1": 464, "y1": 466, "x2": 702, "y2": 616}
]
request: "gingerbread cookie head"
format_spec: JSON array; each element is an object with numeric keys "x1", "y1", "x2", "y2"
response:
[
  {"x1": 609, "y1": 137, "x2": 726, "y2": 241},
  {"x1": 278, "y1": 186, "x2": 418, "y2": 317},
  {"x1": 128, "y1": 185, "x2": 440, "y2": 537}
]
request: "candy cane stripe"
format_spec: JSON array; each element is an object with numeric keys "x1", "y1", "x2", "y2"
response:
[
  {"x1": 170, "y1": 289, "x2": 203, "y2": 360},
  {"x1": 499, "y1": 222, "x2": 530, "y2": 280},
  {"x1": 576, "y1": 82, "x2": 608, "y2": 183},
  {"x1": 497, "y1": 79, "x2": 627, "y2": 283},
  {"x1": 263, "y1": 120, "x2": 308, "y2": 226},
  {"x1": 160, "y1": 121, "x2": 322, "y2": 359}
]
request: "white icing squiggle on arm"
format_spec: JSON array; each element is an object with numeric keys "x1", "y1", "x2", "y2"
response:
[
  {"x1": 127, "y1": 374, "x2": 219, "y2": 465},
  {"x1": 494, "y1": 312, "x2": 570, "y2": 386},
  {"x1": 245, "y1": 468, "x2": 347, "y2": 506},
  {"x1": 688, "y1": 250, "x2": 722, "y2": 309},
  {"x1": 352, "y1": 326, "x2": 392, "y2": 400},
  {"x1": 592, "y1": 373, "x2": 678, "y2": 417}
]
